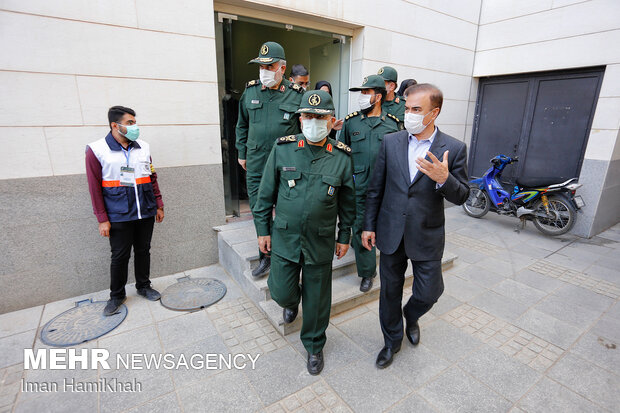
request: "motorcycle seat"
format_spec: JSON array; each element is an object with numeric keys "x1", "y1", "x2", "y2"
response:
[{"x1": 516, "y1": 177, "x2": 569, "y2": 188}]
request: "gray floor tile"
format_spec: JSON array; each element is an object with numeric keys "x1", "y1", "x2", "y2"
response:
[
  {"x1": 453, "y1": 264, "x2": 506, "y2": 288},
  {"x1": 325, "y1": 357, "x2": 410, "y2": 413},
  {"x1": 571, "y1": 332, "x2": 620, "y2": 372},
  {"x1": 590, "y1": 315, "x2": 620, "y2": 343},
  {"x1": 518, "y1": 377, "x2": 604, "y2": 413},
  {"x1": 177, "y1": 369, "x2": 263, "y2": 412},
  {"x1": 14, "y1": 387, "x2": 98, "y2": 413},
  {"x1": 420, "y1": 320, "x2": 483, "y2": 362},
  {"x1": 125, "y1": 392, "x2": 181, "y2": 413},
  {"x1": 0, "y1": 306, "x2": 43, "y2": 339},
  {"x1": 168, "y1": 334, "x2": 230, "y2": 387},
  {"x1": 606, "y1": 301, "x2": 620, "y2": 321},
  {"x1": 513, "y1": 269, "x2": 567, "y2": 293},
  {"x1": 552, "y1": 284, "x2": 615, "y2": 313},
  {"x1": 387, "y1": 392, "x2": 436, "y2": 413},
  {"x1": 514, "y1": 309, "x2": 581, "y2": 349},
  {"x1": 0, "y1": 330, "x2": 36, "y2": 369},
  {"x1": 288, "y1": 325, "x2": 367, "y2": 376},
  {"x1": 548, "y1": 353, "x2": 620, "y2": 412},
  {"x1": 584, "y1": 264, "x2": 620, "y2": 285},
  {"x1": 418, "y1": 366, "x2": 511, "y2": 412},
  {"x1": 336, "y1": 311, "x2": 384, "y2": 354},
  {"x1": 443, "y1": 275, "x2": 487, "y2": 302},
  {"x1": 469, "y1": 290, "x2": 529, "y2": 322},
  {"x1": 99, "y1": 366, "x2": 175, "y2": 412},
  {"x1": 389, "y1": 343, "x2": 451, "y2": 389},
  {"x1": 98, "y1": 325, "x2": 163, "y2": 371},
  {"x1": 593, "y1": 253, "x2": 620, "y2": 271},
  {"x1": 458, "y1": 344, "x2": 541, "y2": 402},
  {"x1": 492, "y1": 279, "x2": 547, "y2": 306},
  {"x1": 429, "y1": 294, "x2": 462, "y2": 316},
  {"x1": 244, "y1": 346, "x2": 318, "y2": 405},
  {"x1": 533, "y1": 294, "x2": 602, "y2": 328},
  {"x1": 156, "y1": 309, "x2": 217, "y2": 351}
]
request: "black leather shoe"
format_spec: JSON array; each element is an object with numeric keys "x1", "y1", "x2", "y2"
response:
[
  {"x1": 137, "y1": 286, "x2": 161, "y2": 301},
  {"x1": 252, "y1": 257, "x2": 271, "y2": 278},
  {"x1": 103, "y1": 298, "x2": 126, "y2": 316},
  {"x1": 360, "y1": 277, "x2": 373, "y2": 292},
  {"x1": 283, "y1": 306, "x2": 298, "y2": 324},
  {"x1": 307, "y1": 351, "x2": 324, "y2": 375},
  {"x1": 375, "y1": 344, "x2": 401, "y2": 369},
  {"x1": 406, "y1": 319, "x2": 420, "y2": 345}
]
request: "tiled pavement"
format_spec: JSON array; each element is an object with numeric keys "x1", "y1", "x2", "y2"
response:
[{"x1": 1, "y1": 207, "x2": 619, "y2": 412}]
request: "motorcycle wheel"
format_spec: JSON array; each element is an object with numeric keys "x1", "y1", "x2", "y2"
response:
[
  {"x1": 532, "y1": 195, "x2": 576, "y2": 236},
  {"x1": 463, "y1": 187, "x2": 490, "y2": 218}
]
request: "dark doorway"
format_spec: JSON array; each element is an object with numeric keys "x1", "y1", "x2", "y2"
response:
[
  {"x1": 469, "y1": 67, "x2": 605, "y2": 184},
  {"x1": 214, "y1": 13, "x2": 351, "y2": 216}
]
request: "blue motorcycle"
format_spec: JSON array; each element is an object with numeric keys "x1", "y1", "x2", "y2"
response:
[{"x1": 463, "y1": 155, "x2": 585, "y2": 235}]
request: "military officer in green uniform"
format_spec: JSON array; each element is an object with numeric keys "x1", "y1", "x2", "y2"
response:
[
  {"x1": 254, "y1": 90, "x2": 355, "y2": 375},
  {"x1": 236, "y1": 41, "x2": 304, "y2": 278},
  {"x1": 340, "y1": 74, "x2": 403, "y2": 293},
  {"x1": 378, "y1": 66, "x2": 406, "y2": 121}
]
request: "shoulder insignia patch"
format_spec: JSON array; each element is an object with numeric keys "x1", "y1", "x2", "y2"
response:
[
  {"x1": 277, "y1": 135, "x2": 297, "y2": 144},
  {"x1": 344, "y1": 111, "x2": 360, "y2": 121},
  {"x1": 289, "y1": 83, "x2": 304, "y2": 93},
  {"x1": 335, "y1": 141, "x2": 352, "y2": 155},
  {"x1": 246, "y1": 79, "x2": 260, "y2": 88},
  {"x1": 387, "y1": 113, "x2": 401, "y2": 123}
]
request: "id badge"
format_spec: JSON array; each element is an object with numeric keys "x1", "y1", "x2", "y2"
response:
[
  {"x1": 120, "y1": 166, "x2": 135, "y2": 187},
  {"x1": 283, "y1": 112, "x2": 291, "y2": 120},
  {"x1": 138, "y1": 161, "x2": 151, "y2": 175}
]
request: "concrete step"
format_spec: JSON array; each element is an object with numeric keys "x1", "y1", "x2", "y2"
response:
[
  {"x1": 216, "y1": 220, "x2": 377, "y2": 302},
  {"x1": 259, "y1": 252, "x2": 457, "y2": 336}
]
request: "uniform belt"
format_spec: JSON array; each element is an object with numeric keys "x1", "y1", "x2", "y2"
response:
[{"x1": 102, "y1": 176, "x2": 151, "y2": 187}]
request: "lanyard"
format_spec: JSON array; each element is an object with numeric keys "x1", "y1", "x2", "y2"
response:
[{"x1": 122, "y1": 145, "x2": 132, "y2": 167}]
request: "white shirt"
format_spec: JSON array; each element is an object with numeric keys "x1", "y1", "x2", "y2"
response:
[{"x1": 408, "y1": 127, "x2": 438, "y2": 182}]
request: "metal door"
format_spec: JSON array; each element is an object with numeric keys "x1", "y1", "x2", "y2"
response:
[{"x1": 470, "y1": 67, "x2": 605, "y2": 184}]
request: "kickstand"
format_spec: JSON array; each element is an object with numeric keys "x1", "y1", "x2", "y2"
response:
[{"x1": 514, "y1": 217, "x2": 527, "y2": 233}]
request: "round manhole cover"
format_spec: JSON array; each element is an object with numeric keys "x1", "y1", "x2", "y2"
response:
[
  {"x1": 40, "y1": 299, "x2": 127, "y2": 347},
  {"x1": 160, "y1": 276, "x2": 227, "y2": 311}
]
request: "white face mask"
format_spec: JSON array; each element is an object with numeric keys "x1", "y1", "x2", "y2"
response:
[
  {"x1": 405, "y1": 111, "x2": 434, "y2": 135},
  {"x1": 260, "y1": 68, "x2": 278, "y2": 87},
  {"x1": 358, "y1": 93, "x2": 373, "y2": 110},
  {"x1": 302, "y1": 118, "x2": 329, "y2": 143}
]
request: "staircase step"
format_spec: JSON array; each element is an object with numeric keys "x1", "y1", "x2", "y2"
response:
[{"x1": 260, "y1": 252, "x2": 457, "y2": 336}]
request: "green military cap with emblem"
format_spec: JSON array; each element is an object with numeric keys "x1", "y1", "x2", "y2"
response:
[
  {"x1": 296, "y1": 90, "x2": 335, "y2": 115},
  {"x1": 378, "y1": 66, "x2": 398, "y2": 83},
  {"x1": 349, "y1": 74, "x2": 386, "y2": 91},
  {"x1": 248, "y1": 41, "x2": 286, "y2": 64}
]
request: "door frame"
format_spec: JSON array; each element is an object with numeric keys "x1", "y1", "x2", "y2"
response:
[{"x1": 469, "y1": 66, "x2": 606, "y2": 181}]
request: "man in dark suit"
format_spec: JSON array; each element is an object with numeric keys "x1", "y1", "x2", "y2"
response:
[{"x1": 362, "y1": 83, "x2": 470, "y2": 368}]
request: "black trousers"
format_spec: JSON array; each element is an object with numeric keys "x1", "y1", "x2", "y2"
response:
[
  {"x1": 109, "y1": 217, "x2": 155, "y2": 299},
  {"x1": 379, "y1": 239, "x2": 444, "y2": 348}
]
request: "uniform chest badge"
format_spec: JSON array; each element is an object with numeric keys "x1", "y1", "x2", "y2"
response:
[
  {"x1": 353, "y1": 131, "x2": 360, "y2": 136},
  {"x1": 288, "y1": 180, "x2": 296, "y2": 188},
  {"x1": 327, "y1": 186, "x2": 335, "y2": 196},
  {"x1": 280, "y1": 85, "x2": 286, "y2": 92},
  {"x1": 326, "y1": 143, "x2": 333, "y2": 152}
]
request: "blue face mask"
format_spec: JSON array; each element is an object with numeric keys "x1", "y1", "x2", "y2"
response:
[{"x1": 118, "y1": 123, "x2": 140, "y2": 141}]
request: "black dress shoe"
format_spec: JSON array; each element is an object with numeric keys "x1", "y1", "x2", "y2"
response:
[
  {"x1": 252, "y1": 257, "x2": 271, "y2": 278},
  {"x1": 137, "y1": 286, "x2": 161, "y2": 301},
  {"x1": 375, "y1": 344, "x2": 401, "y2": 369},
  {"x1": 307, "y1": 351, "x2": 324, "y2": 375},
  {"x1": 406, "y1": 319, "x2": 420, "y2": 345},
  {"x1": 360, "y1": 277, "x2": 373, "y2": 292},
  {"x1": 103, "y1": 297, "x2": 126, "y2": 316},
  {"x1": 283, "y1": 306, "x2": 298, "y2": 324}
]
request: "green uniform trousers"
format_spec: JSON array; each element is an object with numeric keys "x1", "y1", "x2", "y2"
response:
[
  {"x1": 247, "y1": 171, "x2": 267, "y2": 260},
  {"x1": 351, "y1": 195, "x2": 377, "y2": 279},
  {"x1": 267, "y1": 253, "x2": 332, "y2": 354}
]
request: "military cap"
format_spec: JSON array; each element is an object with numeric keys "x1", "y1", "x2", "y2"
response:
[
  {"x1": 378, "y1": 66, "x2": 398, "y2": 83},
  {"x1": 349, "y1": 74, "x2": 386, "y2": 91},
  {"x1": 296, "y1": 90, "x2": 335, "y2": 115},
  {"x1": 248, "y1": 41, "x2": 286, "y2": 64}
]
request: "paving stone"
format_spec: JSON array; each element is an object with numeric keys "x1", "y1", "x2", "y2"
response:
[
  {"x1": 14, "y1": 387, "x2": 98, "y2": 413},
  {"x1": 177, "y1": 369, "x2": 262, "y2": 412},
  {"x1": 452, "y1": 264, "x2": 506, "y2": 288},
  {"x1": 518, "y1": 377, "x2": 604, "y2": 413},
  {"x1": 0, "y1": 330, "x2": 36, "y2": 369},
  {"x1": 420, "y1": 320, "x2": 482, "y2": 362},
  {"x1": 389, "y1": 343, "x2": 451, "y2": 389},
  {"x1": 552, "y1": 284, "x2": 614, "y2": 312},
  {"x1": 533, "y1": 294, "x2": 603, "y2": 328},
  {"x1": 336, "y1": 311, "x2": 384, "y2": 354},
  {"x1": 0, "y1": 306, "x2": 43, "y2": 340},
  {"x1": 514, "y1": 309, "x2": 581, "y2": 349},
  {"x1": 429, "y1": 294, "x2": 462, "y2": 316},
  {"x1": 245, "y1": 346, "x2": 318, "y2": 405},
  {"x1": 387, "y1": 392, "x2": 436, "y2": 413},
  {"x1": 443, "y1": 275, "x2": 487, "y2": 302},
  {"x1": 325, "y1": 358, "x2": 410, "y2": 413},
  {"x1": 168, "y1": 334, "x2": 229, "y2": 387},
  {"x1": 458, "y1": 344, "x2": 541, "y2": 401},
  {"x1": 571, "y1": 332, "x2": 620, "y2": 371},
  {"x1": 548, "y1": 353, "x2": 620, "y2": 412},
  {"x1": 125, "y1": 392, "x2": 181, "y2": 413},
  {"x1": 590, "y1": 315, "x2": 620, "y2": 343},
  {"x1": 492, "y1": 279, "x2": 547, "y2": 306},
  {"x1": 470, "y1": 290, "x2": 529, "y2": 322},
  {"x1": 418, "y1": 366, "x2": 511, "y2": 412}
]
